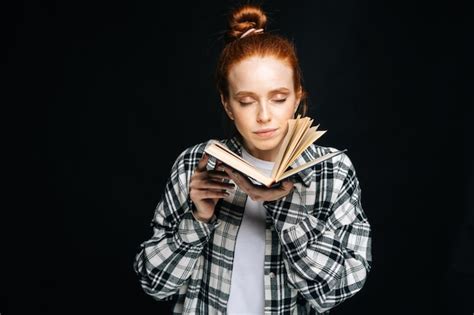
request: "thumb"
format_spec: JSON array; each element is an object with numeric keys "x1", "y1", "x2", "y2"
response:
[{"x1": 282, "y1": 179, "x2": 294, "y2": 190}]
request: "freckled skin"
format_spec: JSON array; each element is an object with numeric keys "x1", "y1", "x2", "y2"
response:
[{"x1": 221, "y1": 56, "x2": 301, "y2": 162}]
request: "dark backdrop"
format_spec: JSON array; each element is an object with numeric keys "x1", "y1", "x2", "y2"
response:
[{"x1": 2, "y1": 0, "x2": 473, "y2": 314}]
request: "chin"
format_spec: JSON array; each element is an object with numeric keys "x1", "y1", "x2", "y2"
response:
[{"x1": 250, "y1": 134, "x2": 282, "y2": 150}]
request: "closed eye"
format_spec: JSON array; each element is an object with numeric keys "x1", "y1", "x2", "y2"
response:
[
  {"x1": 239, "y1": 101, "x2": 254, "y2": 106},
  {"x1": 238, "y1": 99, "x2": 287, "y2": 106}
]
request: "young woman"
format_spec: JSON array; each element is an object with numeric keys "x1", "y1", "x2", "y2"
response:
[{"x1": 134, "y1": 4, "x2": 372, "y2": 314}]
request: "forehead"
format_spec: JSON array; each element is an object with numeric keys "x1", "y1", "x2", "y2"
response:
[{"x1": 227, "y1": 56, "x2": 293, "y2": 93}]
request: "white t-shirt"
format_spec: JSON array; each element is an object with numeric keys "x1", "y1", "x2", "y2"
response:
[{"x1": 226, "y1": 146, "x2": 275, "y2": 315}]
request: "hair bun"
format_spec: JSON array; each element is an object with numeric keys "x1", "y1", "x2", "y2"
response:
[{"x1": 227, "y1": 4, "x2": 267, "y2": 41}]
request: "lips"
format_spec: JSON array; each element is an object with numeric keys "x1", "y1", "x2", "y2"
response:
[
  {"x1": 254, "y1": 128, "x2": 278, "y2": 134},
  {"x1": 254, "y1": 128, "x2": 278, "y2": 138}
]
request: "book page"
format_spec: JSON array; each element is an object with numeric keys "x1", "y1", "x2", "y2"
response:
[
  {"x1": 282, "y1": 126, "x2": 317, "y2": 171},
  {"x1": 277, "y1": 117, "x2": 314, "y2": 179},
  {"x1": 280, "y1": 119, "x2": 315, "y2": 173},
  {"x1": 277, "y1": 149, "x2": 347, "y2": 182},
  {"x1": 284, "y1": 129, "x2": 327, "y2": 170},
  {"x1": 270, "y1": 119, "x2": 297, "y2": 180},
  {"x1": 276, "y1": 116, "x2": 308, "y2": 178}
]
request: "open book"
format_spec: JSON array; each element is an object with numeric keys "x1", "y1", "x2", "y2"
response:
[{"x1": 204, "y1": 115, "x2": 347, "y2": 187}]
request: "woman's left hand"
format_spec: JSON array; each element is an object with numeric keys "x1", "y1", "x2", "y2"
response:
[{"x1": 219, "y1": 164, "x2": 294, "y2": 202}]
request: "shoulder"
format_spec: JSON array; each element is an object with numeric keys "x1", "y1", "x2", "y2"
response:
[
  {"x1": 310, "y1": 143, "x2": 357, "y2": 175},
  {"x1": 308, "y1": 144, "x2": 361, "y2": 203}
]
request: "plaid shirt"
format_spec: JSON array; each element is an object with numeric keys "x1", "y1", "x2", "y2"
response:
[{"x1": 133, "y1": 136, "x2": 372, "y2": 314}]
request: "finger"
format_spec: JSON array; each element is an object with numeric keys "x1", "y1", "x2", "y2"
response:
[
  {"x1": 215, "y1": 163, "x2": 226, "y2": 172},
  {"x1": 207, "y1": 170, "x2": 230, "y2": 179},
  {"x1": 200, "y1": 179, "x2": 235, "y2": 190},
  {"x1": 192, "y1": 176, "x2": 234, "y2": 190},
  {"x1": 208, "y1": 174, "x2": 230, "y2": 182},
  {"x1": 193, "y1": 188, "x2": 230, "y2": 199},
  {"x1": 222, "y1": 166, "x2": 255, "y2": 193},
  {"x1": 195, "y1": 153, "x2": 209, "y2": 173},
  {"x1": 215, "y1": 160, "x2": 228, "y2": 171},
  {"x1": 281, "y1": 179, "x2": 294, "y2": 191}
]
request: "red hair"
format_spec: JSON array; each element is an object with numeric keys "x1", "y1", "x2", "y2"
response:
[{"x1": 215, "y1": 4, "x2": 309, "y2": 121}]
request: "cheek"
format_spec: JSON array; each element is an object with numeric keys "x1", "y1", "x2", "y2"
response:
[
  {"x1": 233, "y1": 115, "x2": 252, "y2": 134},
  {"x1": 231, "y1": 107, "x2": 252, "y2": 124},
  {"x1": 272, "y1": 103, "x2": 297, "y2": 119}
]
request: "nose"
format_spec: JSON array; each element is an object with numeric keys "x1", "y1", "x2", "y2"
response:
[{"x1": 256, "y1": 103, "x2": 271, "y2": 124}]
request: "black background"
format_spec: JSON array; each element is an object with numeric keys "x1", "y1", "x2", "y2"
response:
[{"x1": 2, "y1": 0, "x2": 473, "y2": 314}]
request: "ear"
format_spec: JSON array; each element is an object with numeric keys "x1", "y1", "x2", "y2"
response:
[{"x1": 220, "y1": 93, "x2": 234, "y2": 120}]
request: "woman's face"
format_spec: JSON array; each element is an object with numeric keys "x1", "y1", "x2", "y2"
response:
[{"x1": 221, "y1": 56, "x2": 301, "y2": 161}]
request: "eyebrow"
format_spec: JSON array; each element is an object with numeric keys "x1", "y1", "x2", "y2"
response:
[{"x1": 234, "y1": 87, "x2": 290, "y2": 97}]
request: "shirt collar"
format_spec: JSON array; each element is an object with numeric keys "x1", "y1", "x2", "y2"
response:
[{"x1": 224, "y1": 135, "x2": 315, "y2": 188}]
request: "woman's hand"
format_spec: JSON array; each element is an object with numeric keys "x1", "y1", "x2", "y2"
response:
[
  {"x1": 219, "y1": 164, "x2": 294, "y2": 202},
  {"x1": 189, "y1": 153, "x2": 235, "y2": 222}
]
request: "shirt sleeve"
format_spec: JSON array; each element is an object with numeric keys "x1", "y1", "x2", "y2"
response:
[
  {"x1": 133, "y1": 149, "x2": 220, "y2": 301},
  {"x1": 263, "y1": 153, "x2": 372, "y2": 313}
]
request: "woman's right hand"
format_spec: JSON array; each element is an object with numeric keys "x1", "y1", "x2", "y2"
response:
[{"x1": 189, "y1": 153, "x2": 234, "y2": 222}]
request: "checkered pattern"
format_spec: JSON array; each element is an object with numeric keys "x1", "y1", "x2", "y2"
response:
[{"x1": 133, "y1": 136, "x2": 372, "y2": 314}]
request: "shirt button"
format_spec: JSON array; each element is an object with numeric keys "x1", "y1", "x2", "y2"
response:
[{"x1": 269, "y1": 272, "x2": 275, "y2": 278}]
